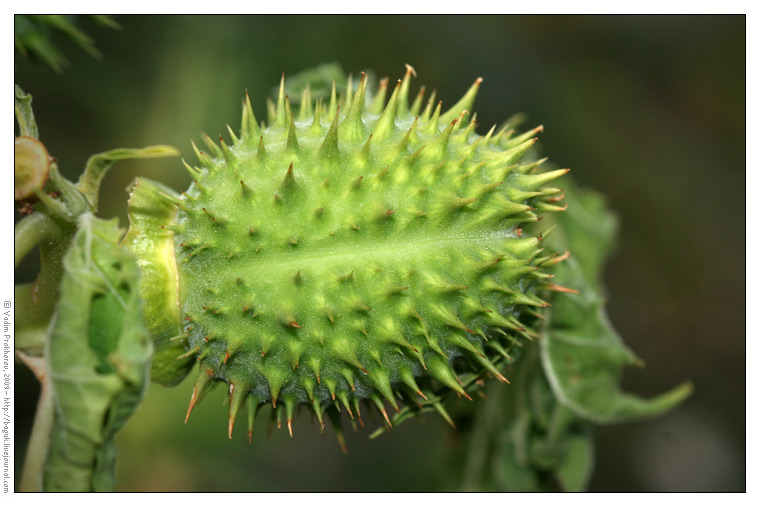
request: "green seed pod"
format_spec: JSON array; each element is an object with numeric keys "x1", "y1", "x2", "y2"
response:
[{"x1": 125, "y1": 67, "x2": 569, "y2": 442}]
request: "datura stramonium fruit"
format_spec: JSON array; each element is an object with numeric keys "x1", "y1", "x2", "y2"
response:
[{"x1": 124, "y1": 66, "x2": 572, "y2": 445}]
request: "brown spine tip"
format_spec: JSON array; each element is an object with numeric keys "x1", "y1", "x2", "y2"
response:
[
  {"x1": 287, "y1": 419, "x2": 293, "y2": 438},
  {"x1": 185, "y1": 386, "x2": 198, "y2": 424},
  {"x1": 545, "y1": 283, "x2": 580, "y2": 295},
  {"x1": 289, "y1": 320, "x2": 301, "y2": 329},
  {"x1": 379, "y1": 406, "x2": 392, "y2": 427}
]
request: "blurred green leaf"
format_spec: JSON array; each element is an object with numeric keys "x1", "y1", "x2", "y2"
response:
[
  {"x1": 540, "y1": 178, "x2": 692, "y2": 424},
  {"x1": 554, "y1": 430, "x2": 594, "y2": 492},
  {"x1": 43, "y1": 214, "x2": 152, "y2": 491},
  {"x1": 493, "y1": 423, "x2": 541, "y2": 492},
  {"x1": 488, "y1": 351, "x2": 596, "y2": 492},
  {"x1": 278, "y1": 62, "x2": 348, "y2": 103},
  {"x1": 14, "y1": 14, "x2": 119, "y2": 72}
]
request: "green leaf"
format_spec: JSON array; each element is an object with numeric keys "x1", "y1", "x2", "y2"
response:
[
  {"x1": 34, "y1": 15, "x2": 101, "y2": 58},
  {"x1": 89, "y1": 15, "x2": 121, "y2": 30},
  {"x1": 43, "y1": 214, "x2": 152, "y2": 492},
  {"x1": 14, "y1": 85, "x2": 39, "y2": 139},
  {"x1": 489, "y1": 354, "x2": 596, "y2": 492},
  {"x1": 554, "y1": 429, "x2": 594, "y2": 492},
  {"x1": 279, "y1": 62, "x2": 348, "y2": 103},
  {"x1": 539, "y1": 177, "x2": 692, "y2": 424},
  {"x1": 75, "y1": 145, "x2": 179, "y2": 211},
  {"x1": 15, "y1": 15, "x2": 67, "y2": 72},
  {"x1": 14, "y1": 15, "x2": 119, "y2": 72},
  {"x1": 492, "y1": 424, "x2": 542, "y2": 492}
]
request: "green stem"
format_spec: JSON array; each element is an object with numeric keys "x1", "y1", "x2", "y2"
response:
[
  {"x1": 15, "y1": 212, "x2": 75, "y2": 491},
  {"x1": 15, "y1": 213, "x2": 57, "y2": 268},
  {"x1": 16, "y1": 214, "x2": 74, "y2": 324},
  {"x1": 17, "y1": 352, "x2": 55, "y2": 492},
  {"x1": 15, "y1": 214, "x2": 74, "y2": 353}
]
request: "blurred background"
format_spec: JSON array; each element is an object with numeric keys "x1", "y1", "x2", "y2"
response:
[{"x1": 14, "y1": 15, "x2": 745, "y2": 491}]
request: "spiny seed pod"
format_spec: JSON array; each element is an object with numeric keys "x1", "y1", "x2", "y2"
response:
[{"x1": 125, "y1": 66, "x2": 569, "y2": 446}]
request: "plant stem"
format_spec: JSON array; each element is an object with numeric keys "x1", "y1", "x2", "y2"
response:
[
  {"x1": 15, "y1": 213, "x2": 56, "y2": 269},
  {"x1": 17, "y1": 351, "x2": 54, "y2": 492},
  {"x1": 15, "y1": 213, "x2": 73, "y2": 354}
]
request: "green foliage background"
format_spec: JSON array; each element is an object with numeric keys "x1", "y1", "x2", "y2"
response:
[{"x1": 15, "y1": 15, "x2": 745, "y2": 491}]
